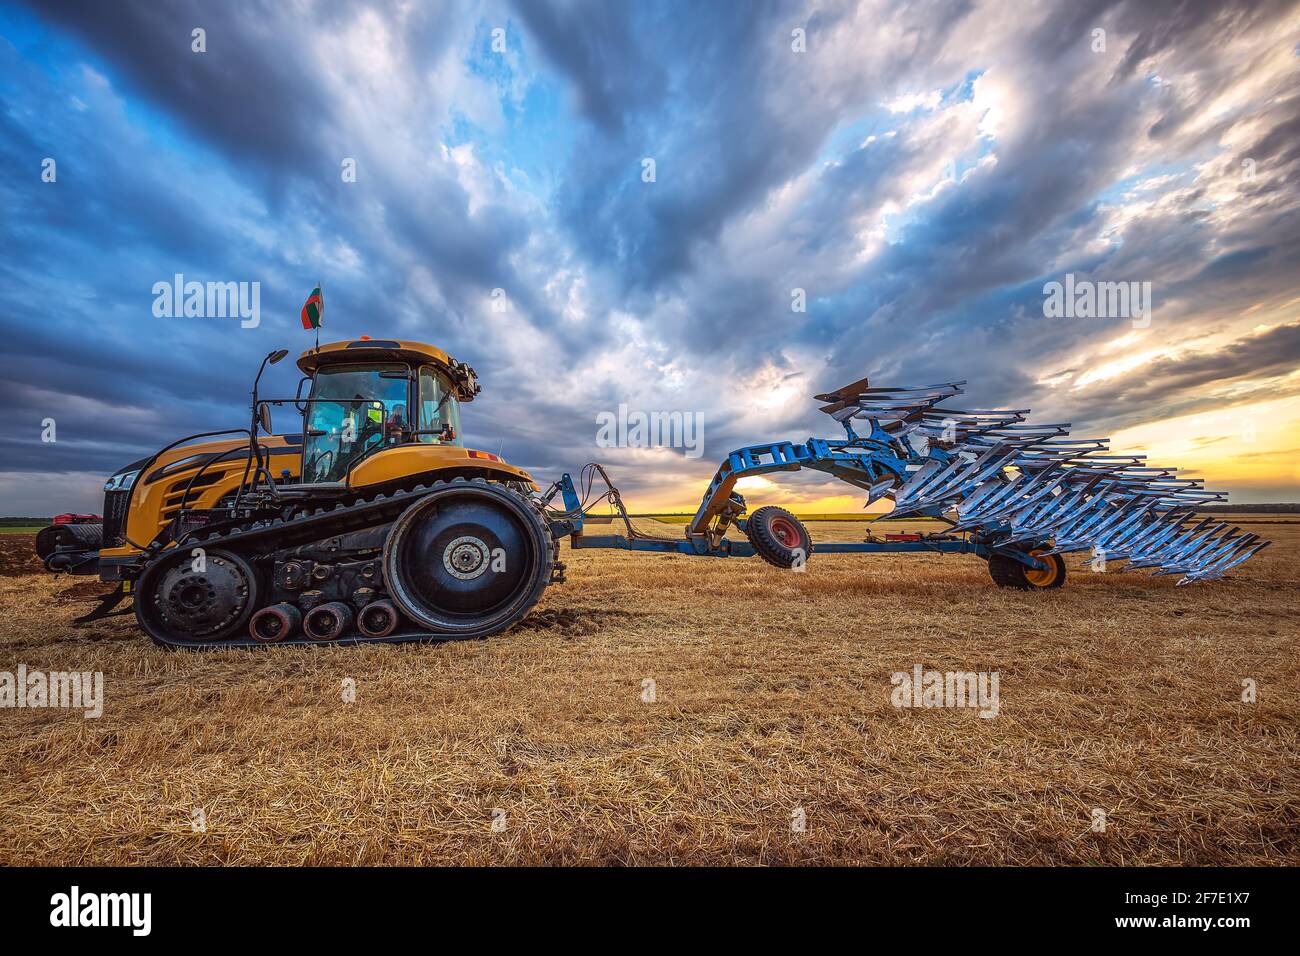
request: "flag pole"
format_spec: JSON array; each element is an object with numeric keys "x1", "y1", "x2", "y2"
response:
[{"x1": 314, "y1": 279, "x2": 321, "y2": 353}]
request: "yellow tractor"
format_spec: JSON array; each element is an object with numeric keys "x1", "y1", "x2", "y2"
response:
[{"x1": 38, "y1": 339, "x2": 560, "y2": 646}]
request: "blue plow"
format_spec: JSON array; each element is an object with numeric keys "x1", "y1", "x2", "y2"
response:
[{"x1": 540, "y1": 376, "x2": 1270, "y2": 587}]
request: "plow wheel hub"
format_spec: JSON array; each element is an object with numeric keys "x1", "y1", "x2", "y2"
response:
[
  {"x1": 769, "y1": 516, "x2": 801, "y2": 548},
  {"x1": 1023, "y1": 548, "x2": 1064, "y2": 587},
  {"x1": 136, "y1": 549, "x2": 260, "y2": 643},
  {"x1": 383, "y1": 480, "x2": 552, "y2": 639}
]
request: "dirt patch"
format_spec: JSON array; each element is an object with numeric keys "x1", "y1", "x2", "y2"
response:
[
  {"x1": 0, "y1": 534, "x2": 43, "y2": 577},
  {"x1": 56, "y1": 580, "x2": 114, "y2": 602},
  {"x1": 514, "y1": 606, "x2": 640, "y2": 636}
]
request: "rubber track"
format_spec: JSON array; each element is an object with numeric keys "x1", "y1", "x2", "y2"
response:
[{"x1": 140, "y1": 480, "x2": 536, "y2": 649}]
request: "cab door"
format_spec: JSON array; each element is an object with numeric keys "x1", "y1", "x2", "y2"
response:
[{"x1": 301, "y1": 363, "x2": 412, "y2": 483}]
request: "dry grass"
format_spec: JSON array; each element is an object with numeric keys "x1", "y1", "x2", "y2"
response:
[{"x1": 1, "y1": 519, "x2": 1297, "y2": 866}]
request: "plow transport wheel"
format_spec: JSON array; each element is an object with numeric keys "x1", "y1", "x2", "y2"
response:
[
  {"x1": 988, "y1": 547, "x2": 1066, "y2": 590},
  {"x1": 383, "y1": 478, "x2": 553, "y2": 639},
  {"x1": 745, "y1": 506, "x2": 812, "y2": 569}
]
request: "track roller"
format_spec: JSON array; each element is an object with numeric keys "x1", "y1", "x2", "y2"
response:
[
  {"x1": 303, "y1": 601, "x2": 354, "y2": 641},
  {"x1": 248, "y1": 603, "x2": 301, "y2": 643},
  {"x1": 356, "y1": 599, "x2": 400, "y2": 638}
]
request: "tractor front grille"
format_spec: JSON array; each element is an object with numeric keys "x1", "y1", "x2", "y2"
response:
[{"x1": 102, "y1": 488, "x2": 131, "y2": 547}]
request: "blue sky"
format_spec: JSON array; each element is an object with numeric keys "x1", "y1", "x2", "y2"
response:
[{"x1": 2, "y1": 0, "x2": 1299, "y2": 515}]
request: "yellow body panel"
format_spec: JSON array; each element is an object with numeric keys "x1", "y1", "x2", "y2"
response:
[
  {"x1": 349, "y1": 444, "x2": 535, "y2": 490},
  {"x1": 102, "y1": 435, "x2": 303, "y2": 557}
]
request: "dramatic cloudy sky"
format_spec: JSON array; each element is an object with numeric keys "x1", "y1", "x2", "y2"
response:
[{"x1": 2, "y1": 0, "x2": 1298, "y2": 516}]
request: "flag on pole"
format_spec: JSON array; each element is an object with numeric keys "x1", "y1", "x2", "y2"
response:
[{"x1": 300, "y1": 285, "x2": 324, "y2": 330}]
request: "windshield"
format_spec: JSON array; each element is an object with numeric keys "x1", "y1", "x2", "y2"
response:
[{"x1": 303, "y1": 363, "x2": 410, "y2": 483}]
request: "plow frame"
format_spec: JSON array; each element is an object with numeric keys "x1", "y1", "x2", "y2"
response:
[{"x1": 551, "y1": 437, "x2": 1048, "y2": 571}]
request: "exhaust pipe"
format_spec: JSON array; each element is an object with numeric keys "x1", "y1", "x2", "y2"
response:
[
  {"x1": 248, "y1": 603, "x2": 301, "y2": 643},
  {"x1": 303, "y1": 601, "x2": 354, "y2": 641},
  {"x1": 356, "y1": 599, "x2": 400, "y2": 638}
]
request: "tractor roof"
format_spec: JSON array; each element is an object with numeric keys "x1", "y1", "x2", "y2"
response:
[{"x1": 298, "y1": 338, "x2": 481, "y2": 400}]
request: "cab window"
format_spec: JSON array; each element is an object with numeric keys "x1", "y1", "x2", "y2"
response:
[{"x1": 417, "y1": 365, "x2": 462, "y2": 445}]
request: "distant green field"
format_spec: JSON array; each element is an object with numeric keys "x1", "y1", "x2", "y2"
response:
[
  {"x1": 0, "y1": 517, "x2": 50, "y2": 527},
  {"x1": 0, "y1": 527, "x2": 43, "y2": 535}
]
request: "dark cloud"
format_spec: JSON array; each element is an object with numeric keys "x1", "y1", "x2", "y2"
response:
[
  {"x1": 30, "y1": 0, "x2": 350, "y2": 173},
  {"x1": 510, "y1": 0, "x2": 668, "y2": 134}
]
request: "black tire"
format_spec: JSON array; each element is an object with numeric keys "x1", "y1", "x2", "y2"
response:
[
  {"x1": 988, "y1": 547, "x2": 1066, "y2": 590},
  {"x1": 383, "y1": 478, "x2": 552, "y2": 639},
  {"x1": 745, "y1": 506, "x2": 812, "y2": 569},
  {"x1": 136, "y1": 548, "x2": 261, "y2": 646}
]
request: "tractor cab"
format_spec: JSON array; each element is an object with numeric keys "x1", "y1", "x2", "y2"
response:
[{"x1": 294, "y1": 339, "x2": 479, "y2": 485}]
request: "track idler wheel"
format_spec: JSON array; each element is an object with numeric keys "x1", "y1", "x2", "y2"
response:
[
  {"x1": 303, "y1": 601, "x2": 354, "y2": 641},
  {"x1": 383, "y1": 479, "x2": 553, "y2": 639},
  {"x1": 136, "y1": 549, "x2": 259, "y2": 645},
  {"x1": 356, "y1": 599, "x2": 400, "y2": 638},
  {"x1": 249, "y1": 603, "x2": 301, "y2": 643},
  {"x1": 745, "y1": 506, "x2": 812, "y2": 569},
  {"x1": 988, "y1": 547, "x2": 1066, "y2": 590}
]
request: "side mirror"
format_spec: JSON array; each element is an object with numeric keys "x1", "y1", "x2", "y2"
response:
[{"x1": 258, "y1": 403, "x2": 273, "y2": 434}]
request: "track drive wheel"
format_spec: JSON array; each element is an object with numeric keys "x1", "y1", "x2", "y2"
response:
[
  {"x1": 383, "y1": 479, "x2": 553, "y2": 639},
  {"x1": 745, "y1": 506, "x2": 812, "y2": 569},
  {"x1": 988, "y1": 547, "x2": 1066, "y2": 590},
  {"x1": 135, "y1": 548, "x2": 260, "y2": 646}
]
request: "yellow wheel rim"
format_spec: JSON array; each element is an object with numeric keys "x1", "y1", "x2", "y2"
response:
[{"x1": 1023, "y1": 549, "x2": 1060, "y2": 587}]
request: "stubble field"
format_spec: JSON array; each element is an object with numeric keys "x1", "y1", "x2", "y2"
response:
[{"x1": 0, "y1": 518, "x2": 1296, "y2": 865}]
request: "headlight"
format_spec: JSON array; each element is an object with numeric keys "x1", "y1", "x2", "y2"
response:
[{"x1": 104, "y1": 469, "x2": 141, "y2": 492}]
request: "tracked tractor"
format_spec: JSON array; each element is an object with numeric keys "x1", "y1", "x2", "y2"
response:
[
  {"x1": 40, "y1": 339, "x2": 559, "y2": 647},
  {"x1": 36, "y1": 339, "x2": 1269, "y2": 649}
]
